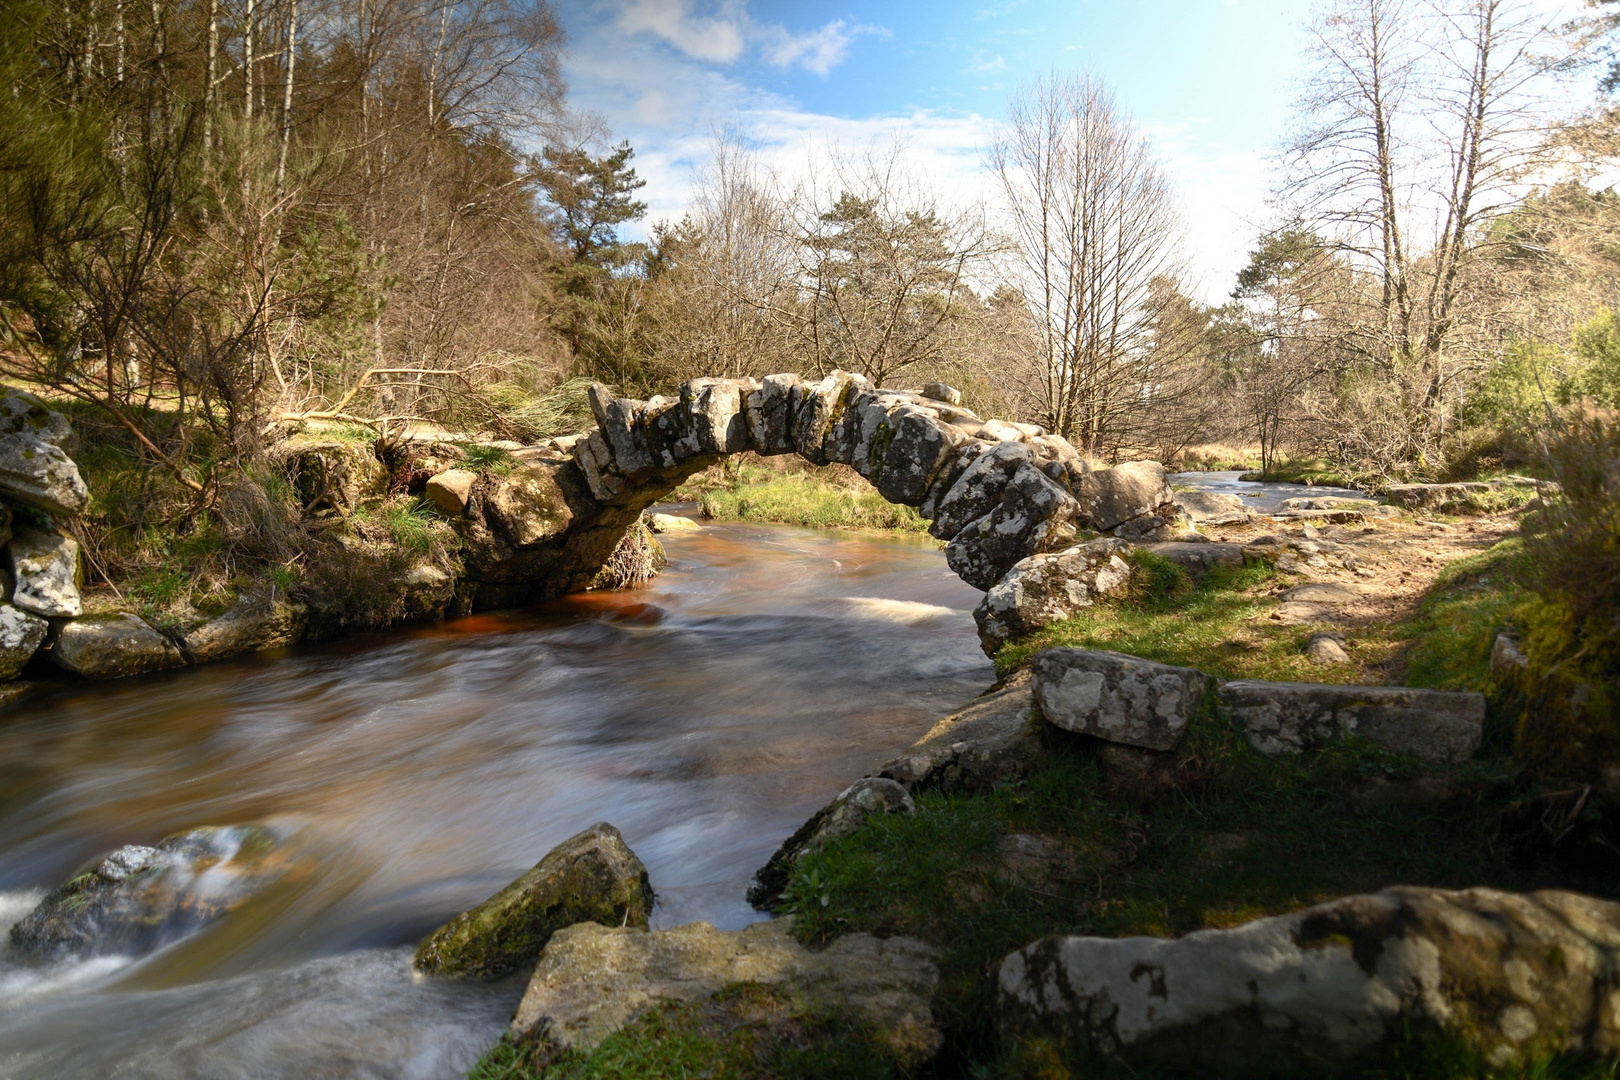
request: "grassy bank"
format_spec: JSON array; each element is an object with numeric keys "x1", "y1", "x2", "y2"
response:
[{"x1": 687, "y1": 459, "x2": 928, "y2": 533}]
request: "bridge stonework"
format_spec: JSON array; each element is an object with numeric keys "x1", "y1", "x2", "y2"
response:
[{"x1": 452, "y1": 371, "x2": 1185, "y2": 609}]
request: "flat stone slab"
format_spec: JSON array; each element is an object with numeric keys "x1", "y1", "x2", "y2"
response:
[
  {"x1": 998, "y1": 887, "x2": 1620, "y2": 1074},
  {"x1": 512, "y1": 918, "x2": 940, "y2": 1067},
  {"x1": 1033, "y1": 648, "x2": 1207, "y2": 751},
  {"x1": 1273, "y1": 508, "x2": 1366, "y2": 524},
  {"x1": 1143, "y1": 541, "x2": 1243, "y2": 575},
  {"x1": 1218, "y1": 680, "x2": 1484, "y2": 763},
  {"x1": 1280, "y1": 582, "x2": 1372, "y2": 605}
]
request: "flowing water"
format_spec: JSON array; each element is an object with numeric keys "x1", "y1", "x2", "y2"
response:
[
  {"x1": 0, "y1": 521, "x2": 992, "y2": 1080},
  {"x1": 1168, "y1": 469, "x2": 1370, "y2": 513}
]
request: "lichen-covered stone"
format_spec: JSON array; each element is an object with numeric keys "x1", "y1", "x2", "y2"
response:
[
  {"x1": 0, "y1": 387, "x2": 89, "y2": 516},
  {"x1": 946, "y1": 463, "x2": 1082, "y2": 591},
  {"x1": 8, "y1": 524, "x2": 82, "y2": 617},
  {"x1": 1142, "y1": 541, "x2": 1244, "y2": 575},
  {"x1": 182, "y1": 591, "x2": 306, "y2": 663},
  {"x1": 0, "y1": 601, "x2": 46, "y2": 679},
  {"x1": 686, "y1": 378, "x2": 752, "y2": 456},
  {"x1": 8, "y1": 825, "x2": 292, "y2": 961},
  {"x1": 743, "y1": 374, "x2": 805, "y2": 456},
  {"x1": 1174, "y1": 490, "x2": 1250, "y2": 521},
  {"x1": 748, "y1": 778, "x2": 914, "y2": 910},
  {"x1": 928, "y1": 442, "x2": 1034, "y2": 541},
  {"x1": 974, "y1": 538, "x2": 1133, "y2": 656},
  {"x1": 1075, "y1": 460, "x2": 1176, "y2": 532},
  {"x1": 1218, "y1": 680, "x2": 1484, "y2": 763},
  {"x1": 1032, "y1": 647, "x2": 1208, "y2": 751},
  {"x1": 483, "y1": 464, "x2": 575, "y2": 547},
  {"x1": 512, "y1": 918, "x2": 940, "y2": 1067},
  {"x1": 50, "y1": 612, "x2": 185, "y2": 678},
  {"x1": 412, "y1": 821, "x2": 653, "y2": 981},
  {"x1": 920, "y1": 381, "x2": 961, "y2": 405},
  {"x1": 998, "y1": 886, "x2": 1620, "y2": 1074},
  {"x1": 793, "y1": 370, "x2": 867, "y2": 465}
]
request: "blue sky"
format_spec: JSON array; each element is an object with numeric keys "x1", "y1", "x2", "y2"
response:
[{"x1": 548, "y1": 0, "x2": 1563, "y2": 299}]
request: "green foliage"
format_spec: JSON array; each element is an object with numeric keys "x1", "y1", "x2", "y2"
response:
[
  {"x1": 465, "y1": 984, "x2": 899, "y2": 1080},
  {"x1": 534, "y1": 141, "x2": 649, "y2": 267},
  {"x1": 463, "y1": 444, "x2": 516, "y2": 474},
  {"x1": 698, "y1": 467, "x2": 929, "y2": 533},
  {"x1": 1572, "y1": 310, "x2": 1620, "y2": 409}
]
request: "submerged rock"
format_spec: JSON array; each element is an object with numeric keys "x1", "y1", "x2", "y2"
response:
[
  {"x1": 7, "y1": 524, "x2": 82, "y2": 617},
  {"x1": 747, "y1": 778, "x2": 914, "y2": 910},
  {"x1": 0, "y1": 387, "x2": 89, "y2": 516},
  {"x1": 1218, "y1": 680, "x2": 1484, "y2": 763},
  {"x1": 50, "y1": 612, "x2": 185, "y2": 679},
  {"x1": 1033, "y1": 648, "x2": 1208, "y2": 751},
  {"x1": 973, "y1": 538, "x2": 1133, "y2": 657},
  {"x1": 645, "y1": 512, "x2": 700, "y2": 533},
  {"x1": 8, "y1": 825, "x2": 291, "y2": 961},
  {"x1": 413, "y1": 821, "x2": 653, "y2": 981},
  {"x1": 998, "y1": 886, "x2": 1620, "y2": 1075},
  {"x1": 0, "y1": 602, "x2": 47, "y2": 679},
  {"x1": 512, "y1": 918, "x2": 940, "y2": 1067}
]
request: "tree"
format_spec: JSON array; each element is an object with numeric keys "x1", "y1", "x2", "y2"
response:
[
  {"x1": 1230, "y1": 230, "x2": 1343, "y2": 474},
  {"x1": 533, "y1": 141, "x2": 648, "y2": 266},
  {"x1": 991, "y1": 72, "x2": 1186, "y2": 454},
  {"x1": 1282, "y1": 0, "x2": 1565, "y2": 463}
]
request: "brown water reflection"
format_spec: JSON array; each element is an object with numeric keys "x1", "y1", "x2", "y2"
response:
[{"x1": 0, "y1": 521, "x2": 991, "y2": 1079}]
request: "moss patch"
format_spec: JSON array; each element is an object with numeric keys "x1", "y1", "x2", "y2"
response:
[
  {"x1": 696, "y1": 464, "x2": 927, "y2": 533},
  {"x1": 466, "y1": 983, "x2": 900, "y2": 1080}
]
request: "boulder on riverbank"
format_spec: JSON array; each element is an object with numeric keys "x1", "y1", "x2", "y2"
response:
[
  {"x1": 511, "y1": 917, "x2": 941, "y2": 1068},
  {"x1": 1032, "y1": 648, "x2": 1208, "y2": 752},
  {"x1": 1218, "y1": 679, "x2": 1484, "y2": 763},
  {"x1": 182, "y1": 590, "x2": 307, "y2": 663},
  {"x1": 877, "y1": 671, "x2": 1041, "y2": 795},
  {"x1": 49, "y1": 612, "x2": 186, "y2": 678},
  {"x1": 8, "y1": 825, "x2": 290, "y2": 961},
  {"x1": 997, "y1": 886, "x2": 1620, "y2": 1075},
  {"x1": 413, "y1": 821, "x2": 653, "y2": 981},
  {"x1": 0, "y1": 388, "x2": 89, "y2": 517},
  {"x1": 7, "y1": 524, "x2": 83, "y2": 617},
  {"x1": 973, "y1": 538, "x2": 1133, "y2": 657},
  {"x1": 0, "y1": 602, "x2": 47, "y2": 679},
  {"x1": 747, "y1": 778, "x2": 914, "y2": 910}
]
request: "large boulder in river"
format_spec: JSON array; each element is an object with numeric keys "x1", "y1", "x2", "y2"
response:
[
  {"x1": 7, "y1": 524, "x2": 82, "y2": 617},
  {"x1": 1173, "y1": 489, "x2": 1251, "y2": 522},
  {"x1": 1218, "y1": 680, "x2": 1484, "y2": 764},
  {"x1": 50, "y1": 612, "x2": 185, "y2": 678},
  {"x1": 1033, "y1": 648, "x2": 1208, "y2": 751},
  {"x1": 0, "y1": 602, "x2": 47, "y2": 679},
  {"x1": 8, "y1": 825, "x2": 291, "y2": 961},
  {"x1": 973, "y1": 537, "x2": 1134, "y2": 657},
  {"x1": 997, "y1": 886, "x2": 1620, "y2": 1074},
  {"x1": 512, "y1": 918, "x2": 940, "y2": 1067},
  {"x1": 413, "y1": 821, "x2": 653, "y2": 980},
  {"x1": 0, "y1": 387, "x2": 89, "y2": 516}
]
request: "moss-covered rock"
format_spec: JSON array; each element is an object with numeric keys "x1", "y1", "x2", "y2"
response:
[{"x1": 412, "y1": 821, "x2": 653, "y2": 981}]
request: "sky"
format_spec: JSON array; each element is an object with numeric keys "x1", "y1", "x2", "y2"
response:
[{"x1": 550, "y1": 0, "x2": 1581, "y2": 302}]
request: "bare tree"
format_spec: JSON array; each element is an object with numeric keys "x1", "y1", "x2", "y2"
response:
[
  {"x1": 991, "y1": 72, "x2": 1186, "y2": 454},
  {"x1": 1283, "y1": 0, "x2": 1565, "y2": 461}
]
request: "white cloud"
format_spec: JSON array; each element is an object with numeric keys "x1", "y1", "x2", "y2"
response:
[
  {"x1": 616, "y1": 0, "x2": 746, "y2": 64},
  {"x1": 759, "y1": 19, "x2": 884, "y2": 76}
]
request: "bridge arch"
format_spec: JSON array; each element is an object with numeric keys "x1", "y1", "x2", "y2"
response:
[{"x1": 451, "y1": 371, "x2": 1180, "y2": 610}]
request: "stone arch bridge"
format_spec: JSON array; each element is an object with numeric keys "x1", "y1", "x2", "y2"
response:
[{"x1": 442, "y1": 371, "x2": 1184, "y2": 611}]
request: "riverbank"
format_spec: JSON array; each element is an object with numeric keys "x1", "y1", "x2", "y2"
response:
[
  {"x1": 464, "y1": 476, "x2": 1620, "y2": 1079},
  {"x1": 677, "y1": 456, "x2": 929, "y2": 534}
]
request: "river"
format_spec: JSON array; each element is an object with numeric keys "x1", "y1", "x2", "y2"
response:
[{"x1": 0, "y1": 521, "x2": 992, "y2": 1079}]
